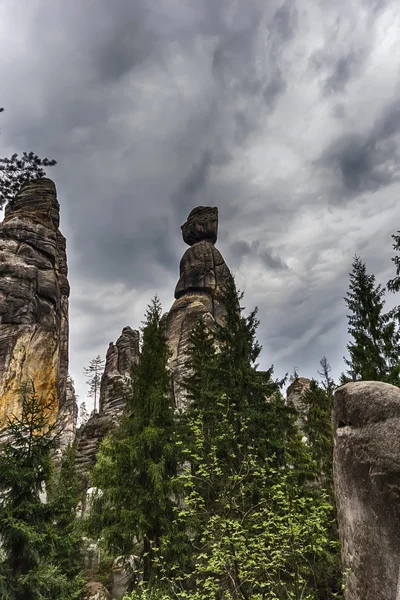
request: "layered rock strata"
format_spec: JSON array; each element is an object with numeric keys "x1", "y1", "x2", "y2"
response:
[
  {"x1": 99, "y1": 326, "x2": 139, "y2": 418},
  {"x1": 333, "y1": 381, "x2": 400, "y2": 600},
  {"x1": 167, "y1": 206, "x2": 233, "y2": 409},
  {"x1": 75, "y1": 326, "x2": 139, "y2": 479},
  {"x1": 0, "y1": 178, "x2": 69, "y2": 427}
]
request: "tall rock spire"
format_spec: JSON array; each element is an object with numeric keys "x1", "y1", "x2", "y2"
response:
[
  {"x1": 0, "y1": 178, "x2": 69, "y2": 428},
  {"x1": 167, "y1": 206, "x2": 233, "y2": 409}
]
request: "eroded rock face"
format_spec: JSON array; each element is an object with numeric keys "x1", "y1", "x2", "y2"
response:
[
  {"x1": 181, "y1": 206, "x2": 218, "y2": 246},
  {"x1": 76, "y1": 326, "x2": 139, "y2": 481},
  {"x1": 0, "y1": 178, "x2": 69, "y2": 428},
  {"x1": 167, "y1": 206, "x2": 232, "y2": 409},
  {"x1": 286, "y1": 377, "x2": 312, "y2": 435},
  {"x1": 99, "y1": 326, "x2": 139, "y2": 418},
  {"x1": 75, "y1": 411, "x2": 114, "y2": 481},
  {"x1": 333, "y1": 381, "x2": 400, "y2": 600},
  {"x1": 57, "y1": 376, "x2": 78, "y2": 452}
]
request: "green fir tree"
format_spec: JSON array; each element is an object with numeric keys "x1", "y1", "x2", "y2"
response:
[
  {"x1": 341, "y1": 255, "x2": 399, "y2": 385},
  {"x1": 0, "y1": 384, "x2": 83, "y2": 600},
  {"x1": 47, "y1": 443, "x2": 84, "y2": 587},
  {"x1": 88, "y1": 297, "x2": 177, "y2": 583}
]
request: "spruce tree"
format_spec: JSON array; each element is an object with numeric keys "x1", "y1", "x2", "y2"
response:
[
  {"x1": 302, "y1": 374, "x2": 342, "y2": 599},
  {"x1": 88, "y1": 297, "x2": 177, "y2": 583},
  {"x1": 388, "y1": 231, "x2": 400, "y2": 293},
  {"x1": 48, "y1": 443, "x2": 84, "y2": 587},
  {"x1": 341, "y1": 255, "x2": 399, "y2": 385},
  {"x1": 0, "y1": 384, "x2": 83, "y2": 600}
]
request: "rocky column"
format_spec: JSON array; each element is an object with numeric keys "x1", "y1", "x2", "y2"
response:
[
  {"x1": 333, "y1": 381, "x2": 400, "y2": 600},
  {"x1": 0, "y1": 178, "x2": 70, "y2": 428},
  {"x1": 167, "y1": 206, "x2": 233, "y2": 409},
  {"x1": 286, "y1": 377, "x2": 312, "y2": 435},
  {"x1": 75, "y1": 326, "x2": 139, "y2": 480},
  {"x1": 99, "y1": 326, "x2": 140, "y2": 419}
]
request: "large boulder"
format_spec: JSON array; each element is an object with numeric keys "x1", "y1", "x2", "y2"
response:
[
  {"x1": 82, "y1": 582, "x2": 111, "y2": 600},
  {"x1": 333, "y1": 381, "x2": 400, "y2": 600},
  {"x1": 0, "y1": 178, "x2": 71, "y2": 435},
  {"x1": 112, "y1": 555, "x2": 138, "y2": 598},
  {"x1": 181, "y1": 206, "x2": 218, "y2": 246}
]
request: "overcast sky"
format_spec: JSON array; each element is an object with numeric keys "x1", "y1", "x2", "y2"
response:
[{"x1": 0, "y1": 0, "x2": 399, "y2": 410}]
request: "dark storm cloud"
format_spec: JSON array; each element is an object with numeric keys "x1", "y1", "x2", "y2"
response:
[
  {"x1": 316, "y1": 97, "x2": 400, "y2": 197},
  {"x1": 272, "y1": 0, "x2": 298, "y2": 41},
  {"x1": 173, "y1": 151, "x2": 213, "y2": 213},
  {"x1": 228, "y1": 240, "x2": 288, "y2": 271},
  {"x1": 324, "y1": 52, "x2": 359, "y2": 94},
  {"x1": 92, "y1": 5, "x2": 157, "y2": 82},
  {"x1": 259, "y1": 248, "x2": 288, "y2": 271}
]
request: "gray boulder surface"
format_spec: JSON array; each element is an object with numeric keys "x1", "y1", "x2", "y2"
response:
[{"x1": 333, "y1": 381, "x2": 400, "y2": 600}]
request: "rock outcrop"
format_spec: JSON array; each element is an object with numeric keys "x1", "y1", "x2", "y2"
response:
[
  {"x1": 57, "y1": 375, "x2": 78, "y2": 451},
  {"x1": 333, "y1": 381, "x2": 400, "y2": 600},
  {"x1": 286, "y1": 377, "x2": 312, "y2": 435},
  {"x1": 82, "y1": 582, "x2": 111, "y2": 600},
  {"x1": 99, "y1": 326, "x2": 139, "y2": 418},
  {"x1": 167, "y1": 206, "x2": 232, "y2": 409},
  {"x1": 76, "y1": 326, "x2": 139, "y2": 481},
  {"x1": 0, "y1": 178, "x2": 70, "y2": 429}
]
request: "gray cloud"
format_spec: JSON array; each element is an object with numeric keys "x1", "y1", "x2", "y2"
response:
[
  {"x1": 0, "y1": 0, "x2": 399, "y2": 405},
  {"x1": 316, "y1": 97, "x2": 400, "y2": 198}
]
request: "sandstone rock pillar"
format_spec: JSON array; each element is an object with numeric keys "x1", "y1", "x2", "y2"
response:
[
  {"x1": 333, "y1": 381, "x2": 400, "y2": 600},
  {"x1": 167, "y1": 206, "x2": 233, "y2": 409},
  {"x1": 0, "y1": 178, "x2": 70, "y2": 428}
]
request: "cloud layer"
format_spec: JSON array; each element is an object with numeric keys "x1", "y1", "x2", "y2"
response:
[{"x1": 0, "y1": 0, "x2": 399, "y2": 406}]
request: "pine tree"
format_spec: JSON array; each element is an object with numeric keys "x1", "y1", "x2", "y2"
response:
[
  {"x1": 0, "y1": 108, "x2": 57, "y2": 208},
  {"x1": 47, "y1": 443, "x2": 84, "y2": 587},
  {"x1": 318, "y1": 356, "x2": 336, "y2": 398},
  {"x1": 341, "y1": 255, "x2": 400, "y2": 385},
  {"x1": 388, "y1": 231, "x2": 400, "y2": 293},
  {"x1": 302, "y1": 374, "x2": 342, "y2": 599},
  {"x1": 88, "y1": 297, "x2": 177, "y2": 583},
  {"x1": 0, "y1": 384, "x2": 83, "y2": 600},
  {"x1": 84, "y1": 355, "x2": 105, "y2": 413},
  {"x1": 78, "y1": 401, "x2": 89, "y2": 427}
]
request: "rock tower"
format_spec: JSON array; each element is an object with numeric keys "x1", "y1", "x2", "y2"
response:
[
  {"x1": 0, "y1": 178, "x2": 69, "y2": 427},
  {"x1": 167, "y1": 206, "x2": 233, "y2": 409},
  {"x1": 333, "y1": 381, "x2": 400, "y2": 600}
]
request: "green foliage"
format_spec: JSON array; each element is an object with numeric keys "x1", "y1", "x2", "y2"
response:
[
  {"x1": 302, "y1": 371, "x2": 342, "y2": 597},
  {"x1": 47, "y1": 443, "x2": 84, "y2": 584},
  {"x1": 132, "y1": 282, "x2": 342, "y2": 599},
  {"x1": 0, "y1": 384, "x2": 83, "y2": 600},
  {"x1": 88, "y1": 297, "x2": 177, "y2": 582},
  {"x1": 387, "y1": 231, "x2": 400, "y2": 293},
  {"x1": 341, "y1": 255, "x2": 400, "y2": 385},
  {"x1": 0, "y1": 108, "x2": 56, "y2": 209},
  {"x1": 83, "y1": 355, "x2": 105, "y2": 413},
  {"x1": 92, "y1": 283, "x2": 342, "y2": 598}
]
